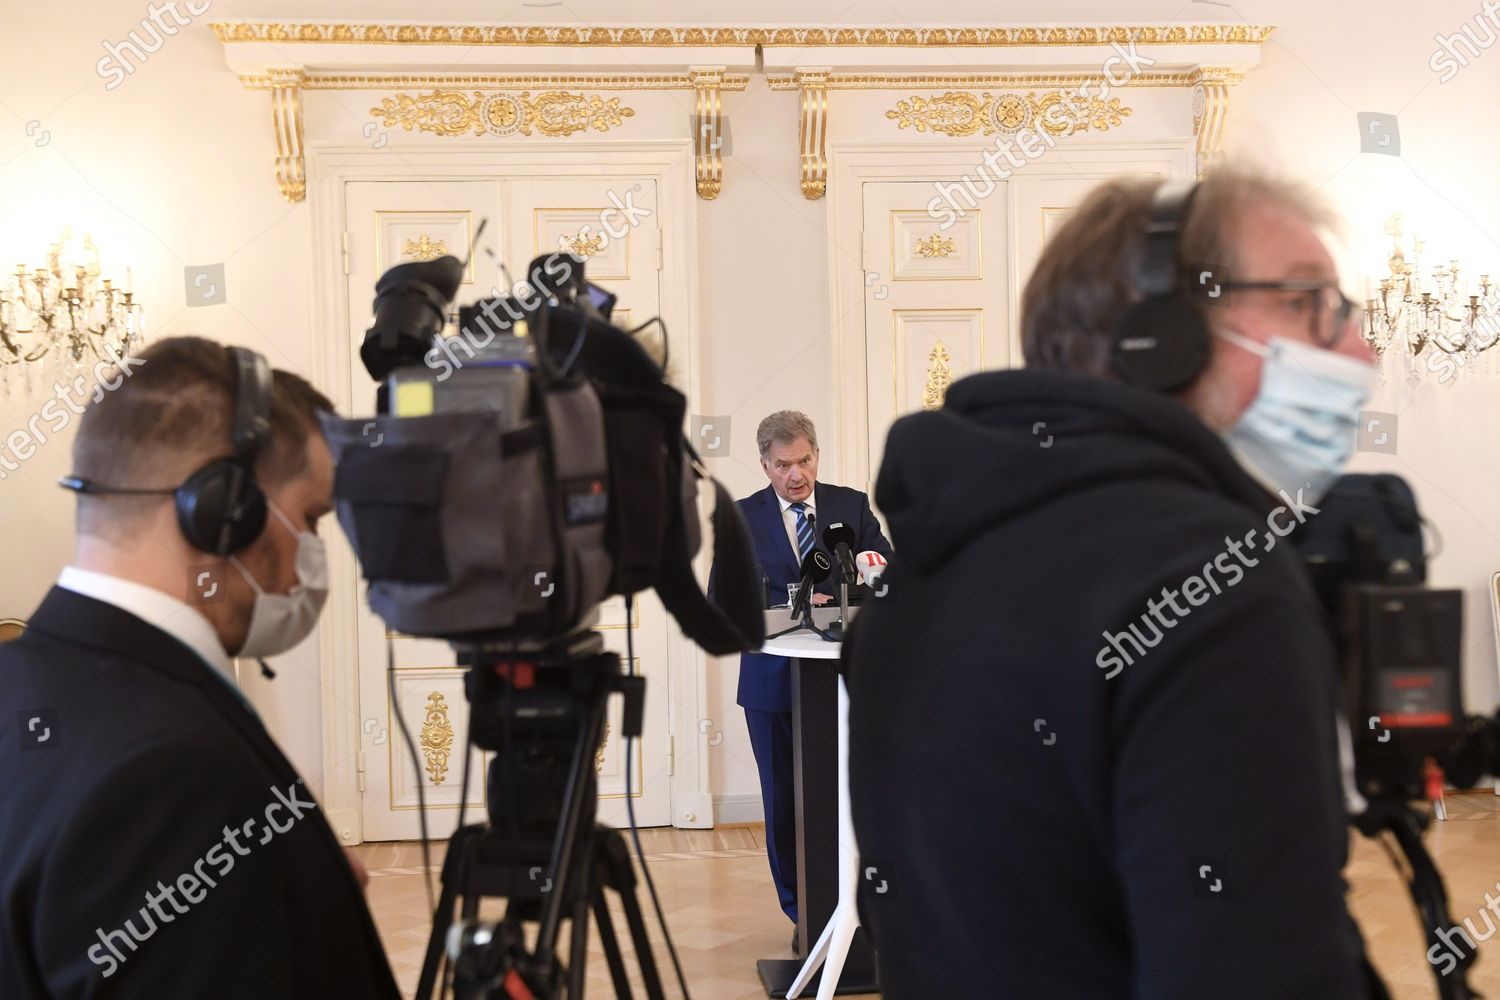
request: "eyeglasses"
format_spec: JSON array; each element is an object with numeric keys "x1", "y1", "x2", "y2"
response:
[{"x1": 1207, "y1": 280, "x2": 1363, "y2": 349}]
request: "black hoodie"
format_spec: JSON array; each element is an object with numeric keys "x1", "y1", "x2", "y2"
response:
[{"x1": 846, "y1": 369, "x2": 1368, "y2": 999}]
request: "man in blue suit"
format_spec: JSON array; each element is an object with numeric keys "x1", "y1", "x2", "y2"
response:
[{"x1": 716, "y1": 410, "x2": 891, "y2": 944}]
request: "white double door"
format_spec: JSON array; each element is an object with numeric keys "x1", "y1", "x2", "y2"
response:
[
  {"x1": 342, "y1": 176, "x2": 672, "y2": 840},
  {"x1": 858, "y1": 169, "x2": 1173, "y2": 496}
]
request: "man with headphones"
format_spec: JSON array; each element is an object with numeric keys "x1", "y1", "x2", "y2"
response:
[
  {"x1": 847, "y1": 170, "x2": 1385, "y2": 997},
  {"x1": 0, "y1": 337, "x2": 399, "y2": 997}
]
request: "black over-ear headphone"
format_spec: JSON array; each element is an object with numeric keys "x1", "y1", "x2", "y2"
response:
[
  {"x1": 60, "y1": 345, "x2": 273, "y2": 555},
  {"x1": 1109, "y1": 180, "x2": 1212, "y2": 392}
]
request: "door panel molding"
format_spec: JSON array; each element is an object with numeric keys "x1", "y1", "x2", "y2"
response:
[
  {"x1": 308, "y1": 141, "x2": 709, "y2": 840},
  {"x1": 826, "y1": 139, "x2": 1193, "y2": 497}
]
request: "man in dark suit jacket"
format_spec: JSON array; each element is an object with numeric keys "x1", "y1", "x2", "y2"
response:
[
  {"x1": 0, "y1": 337, "x2": 398, "y2": 997},
  {"x1": 712, "y1": 410, "x2": 890, "y2": 939}
]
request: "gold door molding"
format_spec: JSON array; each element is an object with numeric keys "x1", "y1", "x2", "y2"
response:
[
  {"x1": 370, "y1": 90, "x2": 635, "y2": 138},
  {"x1": 886, "y1": 89, "x2": 1132, "y2": 138}
]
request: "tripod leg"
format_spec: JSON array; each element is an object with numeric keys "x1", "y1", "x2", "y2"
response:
[
  {"x1": 417, "y1": 825, "x2": 478, "y2": 1000},
  {"x1": 606, "y1": 850, "x2": 667, "y2": 1000},
  {"x1": 569, "y1": 894, "x2": 591, "y2": 1000},
  {"x1": 591, "y1": 887, "x2": 635, "y2": 999}
]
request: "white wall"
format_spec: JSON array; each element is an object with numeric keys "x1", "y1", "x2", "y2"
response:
[
  {"x1": 1226, "y1": 0, "x2": 1500, "y2": 713},
  {"x1": 0, "y1": 1, "x2": 326, "y2": 784},
  {"x1": 3, "y1": 0, "x2": 1499, "y2": 818}
]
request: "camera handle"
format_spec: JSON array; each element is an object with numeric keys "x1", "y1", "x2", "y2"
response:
[{"x1": 1354, "y1": 796, "x2": 1477, "y2": 1000}]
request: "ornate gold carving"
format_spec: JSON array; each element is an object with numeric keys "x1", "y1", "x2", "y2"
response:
[
  {"x1": 213, "y1": 23, "x2": 1275, "y2": 48},
  {"x1": 768, "y1": 71, "x2": 1205, "y2": 91},
  {"x1": 914, "y1": 235, "x2": 957, "y2": 259},
  {"x1": 690, "y1": 67, "x2": 725, "y2": 200},
  {"x1": 1191, "y1": 67, "x2": 1241, "y2": 179},
  {"x1": 797, "y1": 69, "x2": 830, "y2": 200},
  {"x1": 420, "y1": 692, "x2": 454, "y2": 785},
  {"x1": 887, "y1": 90, "x2": 1132, "y2": 137},
  {"x1": 595, "y1": 721, "x2": 610, "y2": 773},
  {"x1": 563, "y1": 230, "x2": 604, "y2": 256},
  {"x1": 923, "y1": 341, "x2": 954, "y2": 411},
  {"x1": 403, "y1": 235, "x2": 447, "y2": 260},
  {"x1": 369, "y1": 90, "x2": 636, "y2": 138},
  {"x1": 240, "y1": 73, "x2": 751, "y2": 91},
  {"x1": 268, "y1": 67, "x2": 306, "y2": 203}
]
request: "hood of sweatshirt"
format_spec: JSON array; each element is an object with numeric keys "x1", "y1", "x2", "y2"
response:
[{"x1": 874, "y1": 369, "x2": 1275, "y2": 574}]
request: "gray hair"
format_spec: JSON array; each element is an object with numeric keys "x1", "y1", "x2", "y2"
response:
[{"x1": 757, "y1": 410, "x2": 818, "y2": 459}]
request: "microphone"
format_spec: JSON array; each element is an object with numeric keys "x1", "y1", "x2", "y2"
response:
[
  {"x1": 855, "y1": 550, "x2": 888, "y2": 590},
  {"x1": 823, "y1": 522, "x2": 858, "y2": 585},
  {"x1": 258, "y1": 658, "x2": 277, "y2": 680},
  {"x1": 789, "y1": 549, "x2": 833, "y2": 621}
]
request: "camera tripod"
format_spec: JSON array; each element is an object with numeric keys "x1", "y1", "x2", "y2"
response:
[
  {"x1": 1356, "y1": 794, "x2": 1477, "y2": 1000},
  {"x1": 414, "y1": 636, "x2": 663, "y2": 1000}
]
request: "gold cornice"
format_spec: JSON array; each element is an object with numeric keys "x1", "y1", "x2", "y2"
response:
[
  {"x1": 1191, "y1": 66, "x2": 1241, "y2": 179},
  {"x1": 211, "y1": 22, "x2": 1275, "y2": 47},
  {"x1": 239, "y1": 72, "x2": 752, "y2": 91},
  {"x1": 767, "y1": 71, "x2": 1216, "y2": 90},
  {"x1": 797, "y1": 69, "x2": 830, "y2": 200},
  {"x1": 690, "y1": 67, "x2": 725, "y2": 200}
]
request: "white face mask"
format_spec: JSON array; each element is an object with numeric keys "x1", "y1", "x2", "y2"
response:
[
  {"x1": 229, "y1": 502, "x2": 329, "y2": 659},
  {"x1": 1216, "y1": 329, "x2": 1375, "y2": 503}
]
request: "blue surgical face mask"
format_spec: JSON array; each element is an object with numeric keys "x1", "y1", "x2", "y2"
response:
[{"x1": 1216, "y1": 330, "x2": 1375, "y2": 503}]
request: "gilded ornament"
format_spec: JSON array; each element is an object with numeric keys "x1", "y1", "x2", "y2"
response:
[
  {"x1": 914, "y1": 235, "x2": 957, "y2": 259},
  {"x1": 403, "y1": 235, "x2": 447, "y2": 260},
  {"x1": 420, "y1": 691, "x2": 454, "y2": 785},
  {"x1": 886, "y1": 89, "x2": 1132, "y2": 138},
  {"x1": 595, "y1": 721, "x2": 610, "y2": 773},
  {"x1": 563, "y1": 231, "x2": 604, "y2": 256},
  {"x1": 923, "y1": 341, "x2": 954, "y2": 411},
  {"x1": 369, "y1": 90, "x2": 636, "y2": 138}
]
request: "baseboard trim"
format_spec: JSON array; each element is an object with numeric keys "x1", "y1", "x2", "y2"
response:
[{"x1": 714, "y1": 793, "x2": 764, "y2": 826}]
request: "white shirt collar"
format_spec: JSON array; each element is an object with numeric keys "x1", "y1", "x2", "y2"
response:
[
  {"x1": 776, "y1": 490, "x2": 816, "y2": 515},
  {"x1": 57, "y1": 566, "x2": 238, "y2": 690}
]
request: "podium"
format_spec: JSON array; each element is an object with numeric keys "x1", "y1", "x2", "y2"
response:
[{"x1": 755, "y1": 606, "x2": 879, "y2": 997}]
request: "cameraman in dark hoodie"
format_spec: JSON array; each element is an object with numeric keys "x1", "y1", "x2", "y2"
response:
[{"x1": 847, "y1": 169, "x2": 1386, "y2": 998}]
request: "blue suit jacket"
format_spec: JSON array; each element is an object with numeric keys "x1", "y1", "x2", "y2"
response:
[{"x1": 713, "y1": 482, "x2": 892, "y2": 712}]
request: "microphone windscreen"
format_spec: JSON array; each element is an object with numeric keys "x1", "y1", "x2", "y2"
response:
[
  {"x1": 799, "y1": 549, "x2": 833, "y2": 584},
  {"x1": 855, "y1": 550, "x2": 888, "y2": 586},
  {"x1": 823, "y1": 521, "x2": 856, "y2": 551}
]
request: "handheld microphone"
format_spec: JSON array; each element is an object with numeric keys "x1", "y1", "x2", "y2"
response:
[
  {"x1": 789, "y1": 549, "x2": 832, "y2": 620},
  {"x1": 855, "y1": 550, "x2": 888, "y2": 590},
  {"x1": 823, "y1": 522, "x2": 858, "y2": 584}
]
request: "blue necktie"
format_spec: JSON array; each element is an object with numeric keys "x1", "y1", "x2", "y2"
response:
[{"x1": 792, "y1": 502, "x2": 814, "y2": 561}]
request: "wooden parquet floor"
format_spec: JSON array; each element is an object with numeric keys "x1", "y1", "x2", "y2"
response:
[{"x1": 354, "y1": 794, "x2": 1500, "y2": 999}]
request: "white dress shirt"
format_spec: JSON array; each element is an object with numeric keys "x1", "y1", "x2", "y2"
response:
[
  {"x1": 57, "y1": 566, "x2": 244, "y2": 698},
  {"x1": 776, "y1": 491, "x2": 817, "y2": 561}
]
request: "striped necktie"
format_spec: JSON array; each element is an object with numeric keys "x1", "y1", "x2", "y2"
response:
[{"x1": 792, "y1": 502, "x2": 814, "y2": 561}]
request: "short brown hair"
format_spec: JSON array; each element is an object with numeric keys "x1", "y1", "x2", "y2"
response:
[
  {"x1": 1021, "y1": 167, "x2": 1337, "y2": 378},
  {"x1": 72, "y1": 336, "x2": 335, "y2": 537}
]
